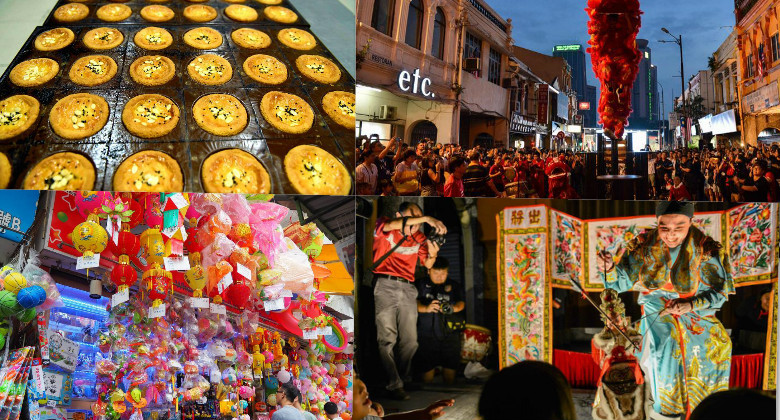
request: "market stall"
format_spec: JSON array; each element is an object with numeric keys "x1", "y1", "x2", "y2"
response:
[{"x1": 0, "y1": 191, "x2": 354, "y2": 420}]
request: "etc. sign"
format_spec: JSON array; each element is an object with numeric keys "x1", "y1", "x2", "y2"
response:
[{"x1": 398, "y1": 69, "x2": 435, "y2": 98}]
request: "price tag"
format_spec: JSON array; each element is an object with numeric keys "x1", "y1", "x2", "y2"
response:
[
  {"x1": 302, "y1": 329, "x2": 319, "y2": 340},
  {"x1": 236, "y1": 263, "x2": 251, "y2": 280},
  {"x1": 217, "y1": 273, "x2": 233, "y2": 294},
  {"x1": 76, "y1": 254, "x2": 100, "y2": 270},
  {"x1": 264, "y1": 298, "x2": 286, "y2": 311},
  {"x1": 317, "y1": 326, "x2": 332, "y2": 336},
  {"x1": 111, "y1": 288, "x2": 129, "y2": 307},
  {"x1": 32, "y1": 365, "x2": 45, "y2": 393},
  {"x1": 189, "y1": 297, "x2": 210, "y2": 309},
  {"x1": 149, "y1": 304, "x2": 166, "y2": 319},
  {"x1": 164, "y1": 256, "x2": 190, "y2": 272},
  {"x1": 210, "y1": 303, "x2": 226, "y2": 315},
  {"x1": 46, "y1": 401, "x2": 57, "y2": 408}
]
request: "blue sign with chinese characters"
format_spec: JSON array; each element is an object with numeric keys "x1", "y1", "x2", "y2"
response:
[{"x1": 0, "y1": 191, "x2": 40, "y2": 243}]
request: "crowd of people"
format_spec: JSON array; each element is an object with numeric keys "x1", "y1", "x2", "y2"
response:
[
  {"x1": 355, "y1": 136, "x2": 583, "y2": 199},
  {"x1": 271, "y1": 383, "x2": 342, "y2": 420},
  {"x1": 356, "y1": 135, "x2": 780, "y2": 203},
  {"x1": 648, "y1": 144, "x2": 780, "y2": 203}
]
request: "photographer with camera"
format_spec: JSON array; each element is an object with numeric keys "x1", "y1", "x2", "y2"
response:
[
  {"x1": 416, "y1": 257, "x2": 465, "y2": 385},
  {"x1": 372, "y1": 202, "x2": 447, "y2": 400}
]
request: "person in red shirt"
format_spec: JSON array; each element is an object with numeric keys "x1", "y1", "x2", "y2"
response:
[
  {"x1": 372, "y1": 202, "x2": 446, "y2": 400},
  {"x1": 669, "y1": 175, "x2": 692, "y2": 201},
  {"x1": 443, "y1": 157, "x2": 467, "y2": 198},
  {"x1": 489, "y1": 156, "x2": 506, "y2": 192}
]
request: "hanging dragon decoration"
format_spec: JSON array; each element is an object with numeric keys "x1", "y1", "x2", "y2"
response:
[{"x1": 586, "y1": 0, "x2": 643, "y2": 139}]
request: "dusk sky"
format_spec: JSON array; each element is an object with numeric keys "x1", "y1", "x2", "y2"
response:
[{"x1": 490, "y1": 0, "x2": 736, "y2": 118}]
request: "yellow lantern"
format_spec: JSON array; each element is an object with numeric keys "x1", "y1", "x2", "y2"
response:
[
  {"x1": 140, "y1": 228, "x2": 166, "y2": 266},
  {"x1": 70, "y1": 213, "x2": 108, "y2": 258},
  {"x1": 186, "y1": 252, "x2": 207, "y2": 297}
]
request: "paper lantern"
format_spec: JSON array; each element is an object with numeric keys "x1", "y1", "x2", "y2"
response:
[
  {"x1": 230, "y1": 223, "x2": 258, "y2": 254},
  {"x1": 3, "y1": 272, "x2": 26, "y2": 295},
  {"x1": 184, "y1": 218, "x2": 204, "y2": 253},
  {"x1": 144, "y1": 195, "x2": 164, "y2": 228},
  {"x1": 225, "y1": 280, "x2": 251, "y2": 310},
  {"x1": 123, "y1": 193, "x2": 144, "y2": 228},
  {"x1": 111, "y1": 262, "x2": 138, "y2": 292},
  {"x1": 70, "y1": 213, "x2": 108, "y2": 258},
  {"x1": 143, "y1": 263, "x2": 171, "y2": 308},
  {"x1": 0, "y1": 291, "x2": 21, "y2": 317},
  {"x1": 16, "y1": 286, "x2": 46, "y2": 309},
  {"x1": 111, "y1": 228, "x2": 140, "y2": 258},
  {"x1": 140, "y1": 228, "x2": 166, "y2": 267},
  {"x1": 206, "y1": 261, "x2": 232, "y2": 302},
  {"x1": 186, "y1": 253, "x2": 207, "y2": 298},
  {"x1": 75, "y1": 191, "x2": 113, "y2": 219}
]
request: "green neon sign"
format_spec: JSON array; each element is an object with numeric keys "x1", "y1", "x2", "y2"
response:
[{"x1": 554, "y1": 45, "x2": 581, "y2": 52}]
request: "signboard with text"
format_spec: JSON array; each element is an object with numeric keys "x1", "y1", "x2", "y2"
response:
[
  {"x1": 537, "y1": 84, "x2": 549, "y2": 124},
  {"x1": 510, "y1": 113, "x2": 535, "y2": 135},
  {"x1": 743, "y1": 81, "x2": 780, "y2": 114},
  {"x1": 0, "y1": 191, "x2": 39, "y2": 243}
]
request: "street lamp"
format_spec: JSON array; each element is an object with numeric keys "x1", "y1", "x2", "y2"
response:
[{"x1": 659, "y1": 27, "x2": 687, "y2": 148}]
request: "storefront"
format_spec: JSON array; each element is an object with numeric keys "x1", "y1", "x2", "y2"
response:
[
  {"x1": 0, "y1": 191, "x2": 354, "y2": 420},
  {"x1": 509, "y1": 112, "x2": 537, "y2": 149},
  {"x1": 741, "y1": 81, "x2": 780, "y2": 146},
  {"x1": 711, "y1": 108, "x2": 742, "y2": 146}
]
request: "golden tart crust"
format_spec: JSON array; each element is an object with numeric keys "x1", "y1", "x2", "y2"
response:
[
  {"x1": 68, "y1": 55, "x2": 118, "y2": 86},
  {"x1": 113, "y1": 151, "x2": 183, "y2": 192},
  {"x1": 322, "y1": 91, "x2": 355, "y2": 129},
  {"x1": 277, "y1": 28, "x2": 316, "y2": 51},
  {"x1": 284, "y1": 145, "x2": 350, "y2": 195},
  {"x1": 259, "y1": 91, "x2": 313, "y2": 134},
  {"x1": 140, "y1": 5, "x2": 175, "y2": 22},
  {"x1": 54, "y1": 3, "x2": 89, "y2": 22},
  {"x1": 23, "y1": 152, "x2": 95, "y2": 190},
  {"x1": 183, "y1": 5, "x2": 217, "y2": 22},
  {"x1": 243, "y1": 54, "x2": 287, "y2": 84},
  {"x1": 0, "y1": 95, "x2": 40, "y2": 140},
  {"x1": 255, "y1": 0, "x2": 282, "y2": 4},
  {"x1": 134, "y1": 27, "x2": 174, "y2": 50},
  {"x1": 225, "y1": 4, "x2": 258, "y2": 22},
  {"x1": 183, "y1": 27, "x2": 223, "y2": 50},
  {"x1": 188, "y1": 54, "x2": 233, "y2": 85},
  {"x1": 122, "y1": 94, "x2": 180, "y2": 138},
  {"x1": 231, "y1": 28, "x2": 271, "y2": 49},
  {"x1": 96, "y1": 4, "x2": 132, "y2": 22},
  {"x1": 264, "y1": 6, "x2": 297, "y2": 23},
  {"x1": 202, "y1": 149, "x2": 271, "y2": 193},
  {"x1": 83, "y1": 27, "x2": 124, "y2": 50},
  {"x1": 192, "y1": 94, "x2": 248, "y2": 136},
  {"x1": 129, "y1": 55, "x2": 176, "y2": 86},
  {"x1": 10, "y1": 59, "x2": 59, "y2": 87},
  {"x1": 35, "y1": 28, "x2": 75, "y2": 51},
  {"x1": 49, "y1": 93, "x2": 109, "y2": 139},
  {"x1": 223, "y1": 0, "x2": 247, "y2": 3},
  {"x1": 296, "y1": 55, "x2": 341, "y2": 84},
  {"x1": 0, "y1": 153, "x2": 11, "y2": 189}
]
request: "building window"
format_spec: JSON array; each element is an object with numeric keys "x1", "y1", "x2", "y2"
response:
[
  {"x1": 464, "y1": 32, "x2": 481, "y2": 76},
  {"x1": 488, "y1": 48, "x2": 501, "y2": 85},
  {"x1": 431, "y1": 8, "x2": 446, "y2": 59},
  {"x1": 772, "y1": 33, "x2": 780, "y2": 63},
  {"x1": 404, "y1": 0, "x2": 423, "y2": 49},
  {"x1": 371, "y1": 0, "x2": 395, "y2": 36},
  {"x1": 747, "y1": 54, "x2": 754, "y2": 78}
]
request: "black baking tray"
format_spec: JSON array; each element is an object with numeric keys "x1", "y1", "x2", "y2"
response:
[{"x1": 45, "y1": 1, "x2": 310, "y2": 28}]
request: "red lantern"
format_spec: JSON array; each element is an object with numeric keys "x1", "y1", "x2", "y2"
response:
[
  {"x1": 229, "y1": 223, "x2": 258, "y2": 254},
  {"x1": 225, "y1": 279, "x2": 251, "y2": 310},
  {"x1": 120, "y1": 193, "x2": 144, "y2": 228},
  {"x1": 110, "y1": 228, "x2": 140, "y2": 257},
  {"x1": 143, "y1": 263, "x2": 171, "y2": 308},
  {"x1": 184, "y1": 218, "x2": 204, "y2": 254},
  {"x1": 111, "y1": 261, "x2": 138, "y2": 292}
]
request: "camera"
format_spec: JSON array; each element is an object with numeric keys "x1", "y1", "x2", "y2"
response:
[
  {"x1": 440, "y1": 301, "x2": 453, "y2": 314},
  {"x1": 427, "y1": 233, "x2": 446, "y2": 247}
]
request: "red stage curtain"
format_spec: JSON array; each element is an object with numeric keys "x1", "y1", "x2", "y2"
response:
[
  {"x1": 729, "y1": 353, "x2": 764, "y2": 389},
  {"x1": 553, "y1": 349, "x2": 764, "y2": 389}
]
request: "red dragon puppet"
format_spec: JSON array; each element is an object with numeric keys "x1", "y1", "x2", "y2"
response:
[{"x1": 586, "y1": 0, "x2": 643, "y2": 139}]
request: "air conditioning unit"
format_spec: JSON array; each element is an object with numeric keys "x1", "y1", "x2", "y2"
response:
[
  {"x1": 378, "y1": 105, "x2": 396, "y2": 120},
  {"x1": 463, "y1": 58, "x2": 481, "y2": 72}
]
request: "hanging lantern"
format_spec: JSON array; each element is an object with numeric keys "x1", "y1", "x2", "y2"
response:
[
  {"x1": 184, "y1": 218, "x2": 203, "y2": 254},
  {"x1": 111, "y1": 261, "x2": 137, "y2": 293},
  {"x1": 110, "y1": 227, "x2": 140, "y2": 258},
  {"x1": 140, "y1": 228, "x2": 166, "y2": 267},
  {"x1": 206, "y1": 261, "x2": 232, "y2": 304},
  {"x1": 143, "y1": 263, "x2": 171, "y2": 308},
  {"x1": 229, "y1": 223, "x2": 258, "y2": 254},
  {"x1": 124, "y1": 193, "x2": 144, "y2": 228},
  {"x1": 70, "y1": 213, "x2": 108, "y2": 258},
  {"x1": 225, "y1": 279, "x2": 250, "y2": 310},
  {"x1": 185, "y1": 252, "x2": 207, "y2": 297}
]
